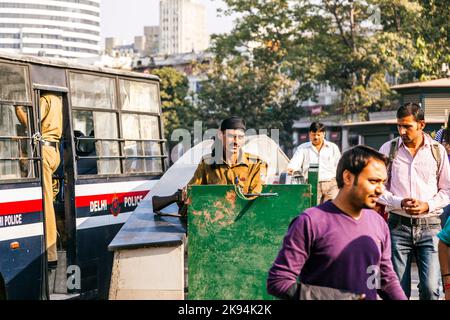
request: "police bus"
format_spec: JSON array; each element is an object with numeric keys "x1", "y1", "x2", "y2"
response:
[{"x1": 0, "y1": 53, "x2": 167, "y2": 300}]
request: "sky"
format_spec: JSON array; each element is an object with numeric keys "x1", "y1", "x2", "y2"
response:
[{"x1": 100, "y1": 0, "x2": 236, "y2": 45}]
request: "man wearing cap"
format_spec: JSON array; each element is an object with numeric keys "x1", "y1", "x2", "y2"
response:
[{"x1": 188, "y1": 116, "x2": 266, "y2": 194}]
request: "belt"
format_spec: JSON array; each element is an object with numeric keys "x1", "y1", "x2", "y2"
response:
[
  {"x1": 389, "y1": 212, "x2": 441, "y2": 227},
  {"x1": 319, "y1": 178, "x2": 336, "y2": 183},
  {"x1": 42, "y1": 140, "x2": 59, "y2": 148}
]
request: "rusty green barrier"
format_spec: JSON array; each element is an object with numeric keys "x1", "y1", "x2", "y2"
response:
[{"x1": 187, "y1": 173, "x2": 317, "y2": 300}]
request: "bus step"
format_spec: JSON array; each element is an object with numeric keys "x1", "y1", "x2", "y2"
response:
[
  {"x1": 49, "y1": 250, "x2": 69, "y2": 295},
  {"x1": 50, "y1": 293, "x2": 80, "y2": 300}
]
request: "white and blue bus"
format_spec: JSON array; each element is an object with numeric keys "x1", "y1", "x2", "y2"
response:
[{"x1": 0, "y1": 53, "x2": 167, "y2": 300}]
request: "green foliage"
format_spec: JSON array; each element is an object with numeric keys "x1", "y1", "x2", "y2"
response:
[
  {"x1": 298, "y1": 0, "x2": 419, "y2": 116},
  {"x1": 196, "y1": 0, "x2": 311, "y2": 150},
  {"x1": 195, "y1": 60, "x2": 306, "y2": 150},
  {"x1": 151, "y1": 67, "x2": 192, "y2": 149},
  {"x1": 193, "y1": 0, "x2": 448, "y2": 149},
  {"x1": 378, "y1": 0, "x2": 450, "y2": 80}
]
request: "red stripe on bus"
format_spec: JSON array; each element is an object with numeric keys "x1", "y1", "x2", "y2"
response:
[
  {"x1": 0, "y1": 190, "x2": 150, "y2": 215},
  {"x1": 0, "y1": 199, "x2": 42, "y2": 216},
  {"x1": 75, "y1": 190, "x2": 150, "y2": 208}
]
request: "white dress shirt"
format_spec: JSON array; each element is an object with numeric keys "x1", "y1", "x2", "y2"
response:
[
  {"x1": 378, "y1": 134, "x2": 450, "y2": 218},
  {"x1": 288, "y1": 140, "x2": 341, "y2": 182}
]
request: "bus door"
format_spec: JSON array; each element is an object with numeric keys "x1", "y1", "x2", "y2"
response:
[
  {"x1": 33, "y1": 86, "x2": 76, "y2": 300},
  {"x1": 68, "y1": 72, "x2": 166, "y2": 299},
  {"x1": 0, "y1": 63, "x2": 45, "y2": 300}
]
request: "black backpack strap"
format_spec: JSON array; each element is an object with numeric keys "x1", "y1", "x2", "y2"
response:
[{"x1": 386, "y1": 137, "x2": 400, "y2": 190}]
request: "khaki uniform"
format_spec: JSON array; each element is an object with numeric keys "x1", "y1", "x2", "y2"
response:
[
  {"x1": 188, "y1": 152, "x2": 266, "y2": 194},
  {"x1": 40, "y1": 94, "x2": 62, "y2": 263}
]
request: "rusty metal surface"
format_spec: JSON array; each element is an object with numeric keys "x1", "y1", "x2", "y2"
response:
[{"x1": 188, "y1": 184, "x2": 312, "y2": 300}]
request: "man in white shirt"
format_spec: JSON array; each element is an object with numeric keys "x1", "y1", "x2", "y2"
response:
[{"x1": 288, "y1": 122, "x2": 341, "y2": 204}]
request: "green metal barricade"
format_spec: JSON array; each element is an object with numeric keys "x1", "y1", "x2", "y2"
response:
[{"x1": 187, "y1": 181, "x2": 315, "y2": 300}]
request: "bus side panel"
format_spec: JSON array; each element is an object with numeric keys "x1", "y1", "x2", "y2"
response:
[
  {"x1": 0, "y1": 186, "x2": 44, "y2": 300},
  {"x1": 0, "y1": 236, "x2": 44, "y2": 299},
  {"x1": 75, "y1": 224, "x2": 123, "y2": 299},
  {"x1": 74, "y1": 179, "x2": 157, "y2": 299}
]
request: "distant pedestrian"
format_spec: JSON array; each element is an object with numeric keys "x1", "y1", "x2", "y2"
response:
[
  {"x1": 434, "y1": 113, "x2": 450, "y2": 162},
  {"x1": 378, "y1": 103, "x2": 450, "y2": 300},
  {"x1": 267, "y1": 146, "x2": 406, "y2": 300},
  {"x1": 287, "y1": 122, "x2": 341, "y2": 204}
]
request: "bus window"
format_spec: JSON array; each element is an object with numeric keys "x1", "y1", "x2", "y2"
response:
[
  {"x1": 0, "y1": 62, "x2": 33, "y2": 181},
  {"x1": 0, "y1": 63, "x2": 30, "y2": 102},
  {"x1": 73, "y1": 129, "x2": 97, "y2": 175},
  {"x1": 70, "y1": 72, "x2": 120, "y2": 176},
  {"x1": 93, "y1": 111, "x2": 120, "y2": 174},
  {"x1": 0, "y1": 105, "x2": 34, "y2": 179},
  {"x1": 70, "y1": 73, "x2": 116, "y2": 110},
  {"x1": 120, "y1": 80, "x2": 163, "y2": 174},
  {"x1": 121, "y1": 114, "x2": 162, "y2": 173},
  {"x1": 70, "y1": 73, "x2": 165, "y2": 177},
  {"x1": 72, "y1": 110, "x2": 120, "y2": 175},
  {"x1": 119, "y1": 79, "x2": 159, "y2": 113}
]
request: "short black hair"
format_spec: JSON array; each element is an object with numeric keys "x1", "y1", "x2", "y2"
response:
[
  {"x1": 397, "y1": 103, "x2": 424, "y2": 122},
  {"x1": 220, "y1": 116, "x2": 246, "y2": 131},
  {"x1": 336, "y1": 145, "x2": 388, "y2": 188},
  {"x1": 309, "y1": 122, "x2": 325, "y2": 133}
]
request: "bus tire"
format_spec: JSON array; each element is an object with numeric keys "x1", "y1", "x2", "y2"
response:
[{"x1": 0, "y1": 274, "x2": 6, "y2": 300}]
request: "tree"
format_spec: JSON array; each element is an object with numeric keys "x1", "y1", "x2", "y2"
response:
[
  {"x1": 297, "y1": 0, "x2": 419, "y2": 117},
  {"x1": 151, "y1": 67, "x2": 192, "y2": 150},
  {"x1": 198, "y1": 0, "x2": 418, "y2": 133},
  {"x1": 378, "y1": 0, "x2": 450, "y2": 81},
  {"x1": 198, "y1": 0, "x2": 447, "y2": 146},
  {"x1": 196, "y1": 0, "x2": 311, "y2": 150}
]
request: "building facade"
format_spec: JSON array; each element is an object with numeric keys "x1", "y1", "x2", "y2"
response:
[
  {"x1": 144, "y1": 26, "x2": 159, "y2": 55},
  {"x1": 105, "y1": 37, "x2": 120, "y2": 56},
  {"x1": 160, "y1": 0, "x2": 209, "y2": 55},
  {"x1": 0, "y1": 0, "x2": 101, "y2": 58}
]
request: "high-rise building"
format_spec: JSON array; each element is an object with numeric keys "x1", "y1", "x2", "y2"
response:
[
  {"x1": 0, "y1": 0, "x2": 101, "y2": 58},
  {"x1": 105, "y1": 37, "x2": 120, "y2": 55},
  {"x1": 134, "y1": 36, "x2": 146, "y2": 55},
  {"x1": 160, "y1": 0, "x2": 209, "y2": 55},
  {"x1": 144, "y1": 25, "x2": 159, "y2": 55}
]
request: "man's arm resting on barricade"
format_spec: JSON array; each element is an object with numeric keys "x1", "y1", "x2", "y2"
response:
[{"x1": 287, "y1": 148, "x2": 305, "y2": 176}]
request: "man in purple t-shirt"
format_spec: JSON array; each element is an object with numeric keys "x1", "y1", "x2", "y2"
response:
[{"x1": 267, "y1": 146, "x2": 407, "y2": 300}]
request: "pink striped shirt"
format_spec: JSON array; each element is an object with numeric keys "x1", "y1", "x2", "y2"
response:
[{"x1": 378, "y1": 134, "x2": 450, "y2": 218}]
